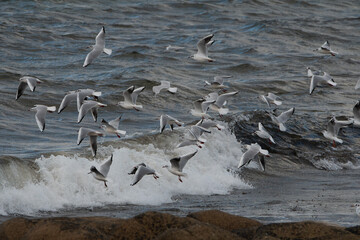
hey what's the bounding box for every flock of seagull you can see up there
[14,26,355,187]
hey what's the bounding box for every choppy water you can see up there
[1,0,360,226]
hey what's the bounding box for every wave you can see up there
[0,125,250,216]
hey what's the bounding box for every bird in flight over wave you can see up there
[77,127,104,157]
[16,76,42,100]
[101,116,126,138]
[30,105,56,132]
[88,154,113,187]
[118,86,145,111]
[314,41,338,56]
[190,34,215,62]
[238,143,269,170]
[83,26,112,67]
[322,117,353,147]
[163,150,198,182]
[128,163,159,186]
[152,81,177,96]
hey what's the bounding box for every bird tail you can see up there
[279,123,286,132]
[47,106,57,112]
[168,87,177,93]
[273,100,282,106]
[103,48,112,55]
[93,91,102,97]
[116,130,126,136]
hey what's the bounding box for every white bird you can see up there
[83,26,112,67]
[77,100,106,123]
[269,108,295,132]
[355,204,360,217]
[77,89,102,112]
[88,154,113,187]
[191,98,214,118]
[128,163,159,186]
[353,101,360,126]
[176,139,203,149]
[159,114,183,133]
[166,45,184,51]
[101,116,126,138]
[322,117,353,147]
[191,34,215,62]
[152,81,177,96]
[260,93,282,108]
[118,86,145,111]
[204,76,231,89]
[77,127,104,157]
[309,72,337,95]
[255,123,275,144]
[30,105,56,132]
[209,91,238,115]
[162,150,198,182]
[314,41,338,56]
[196,119,225,131]
[238,143,269,169]
[16,76,42,100]
[58,91,77,114]
[355,79,360,90]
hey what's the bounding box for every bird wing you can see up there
[95,27,105,47]
[108,116,122,129]
[91,108,98,122]
[159,114,168,133]
[201,100,215,113]
[321,41,330,51]
[260,95,270,107]
[193,99,204,112]
[353,101,360,122]
[58,92,77,113]
[196,34,214,56]
[128,163,147,175]
[89,135,98,157]
[131,86,145,104]
[277,108,295,123]
[238,146,259,168]
[215,91,238,107]
[35,106,47,132]
[205,92,219,102]
[123,86,134,104]
[355,79,360,90]
[213,75,231,85]
[26,77,39,92]
[16,80,28,100]
[83,47,102,67]
[77,127,90,145]
[309,75,320,94]
[170,157,181,171]
[100,154,113,177]
[78,101,97,123]
[178,150,198,171]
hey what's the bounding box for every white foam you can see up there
[0,126,250,216]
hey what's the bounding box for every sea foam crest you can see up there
[0,126,250,216]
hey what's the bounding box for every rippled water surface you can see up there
[1,0,360,226]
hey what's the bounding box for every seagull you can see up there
[16,76,42,100]
[255,123,275,144]
[209,91,238,115]
[77,127,104,157]
[101,116,126,138]
[190,34,215,62]
[204,76,231,90]
[162,150,198,182]
[260,93,282,108]
[77,100,107,123]
[30,105,56,132]
[152,81,177,96]
[88,154,113,187]
[118,86,145,111]
[166,45,184,51]
[314,41,338,56]
[322,117,353,147]
[353,100,360,126]
[128,163,159,186]
[176,139,203,149]
[160,114,184,133]
[191,98,214,118]
[77,89,102,112]
[355,204,360,217]
[269,108,295,132]
[83,26,112,67]
[196,119,225,130]
[58,91,77,114]
[238,143,269,169]
[355,79,360,90]
[309,72,336,95]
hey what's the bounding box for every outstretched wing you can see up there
[131,165,155,186]
[277,108,295,124]
[196,34,214,56]
[215,91,238,107]
[100,154,113,177]
[132,86,145,104]
[178,150,198,171]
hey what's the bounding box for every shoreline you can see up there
[1,210,359,239]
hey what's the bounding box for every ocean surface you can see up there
[1,0,360,226]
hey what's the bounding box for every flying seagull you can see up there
[118,86,145,111]
[128,163,159,186]
[101,116,126,138]
[152,81,177,96]
[191,34,215,62]
[30,105,56,132]
[269,108,295,132]
[163,150,198,182]
[83,26,112,67]
[77,127,104,157]
[314,41,338,56]
[88,154,113,187]
[255,122,275,144]
[160,114,184,133]
[238,143,269,170]
[16,76,42,100]
[322,117,353,147]
[78,100,107,123]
